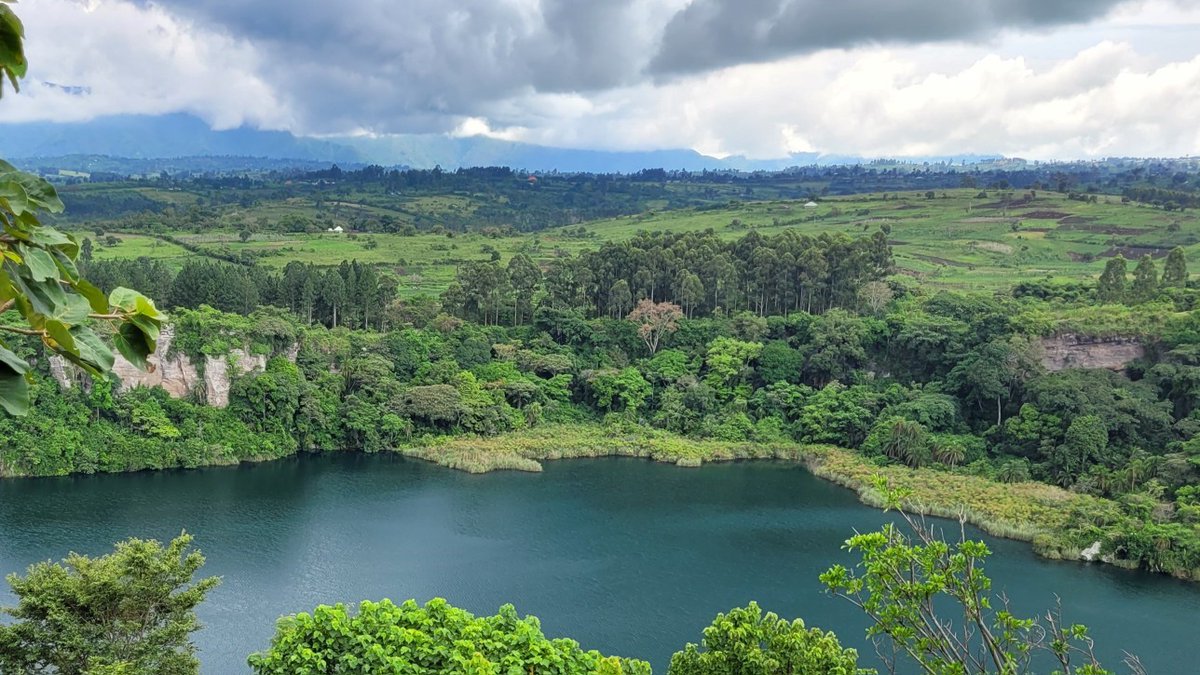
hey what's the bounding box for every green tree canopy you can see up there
[1097,255,1127,303]
[247,598,650,675]
[0,533,218,675]
[667,602,864,675]
[1130,254,1159,303]
[1162,246,1188,288]
[821,481,1123,675]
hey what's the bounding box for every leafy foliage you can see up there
[820,481,1132,675]
[0,533,218,675]
[667,602,865,675]
[247,598,651,675]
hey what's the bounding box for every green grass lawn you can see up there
[81,232,192,267]
[167,229,595,297]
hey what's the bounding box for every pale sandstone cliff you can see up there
[49,325,289,408]
[1040,334,1145,372]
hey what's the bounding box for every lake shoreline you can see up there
[401,423,1198,582]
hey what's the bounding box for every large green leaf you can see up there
[73,278,111,314]
[52,293,92,325]
[69,325,115,374]
[128,313,161,350]
[110,287,165,320]
[114,322,154,370]
[0,168,62,213]
[29,225,72,248]
[50,246,80,282]
[0,343,30,416]
[57,325,116,376]
[0,268,14,304]
[0,174,29,216]
[18,243,58,281]
[0,4,25,78]
[5,264,63,318]
[0,5,26,86]
[43,318,76,355]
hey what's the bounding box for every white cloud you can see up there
[487,40,1200,160]
[1,0,289,129]
[449,117,525,142]
[2,0,1199,161]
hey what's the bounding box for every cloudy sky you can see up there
[6,0,1200,159]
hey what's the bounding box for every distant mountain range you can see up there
[0,113,1003,173]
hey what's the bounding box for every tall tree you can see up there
[507,253,541,325]
[626,299,683,355]
[821,486,1122,675]
[1162,246,1188,288]
[1131,254,1159,303]
[608,280,633,319]
[320,270,346,327]
[1097,255,1127,303]
[677,271,705,318]
[1050,414,1108,487]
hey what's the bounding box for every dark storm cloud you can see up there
[649,0,1136,75]
[136,0,1161,133]
[142,0,659,133]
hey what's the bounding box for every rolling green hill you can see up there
[83,188,1200,296]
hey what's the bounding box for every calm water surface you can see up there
[1,455,1197,673]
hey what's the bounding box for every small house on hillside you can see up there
[327,225,345,233]
[804,201,819,209]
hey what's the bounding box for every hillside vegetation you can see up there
[72,187,1200,297]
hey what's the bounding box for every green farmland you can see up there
[77,187,1200,296]
[568,189,1200,290]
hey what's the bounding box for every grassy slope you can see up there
[564,189,1200,290]
[79,188,1200,295]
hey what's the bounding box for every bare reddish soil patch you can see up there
[1061,223,1152,236]
[912,253,971,268]
[1100,246,1171,259]
[978,197,1034,210]
[1021,210,1072,219]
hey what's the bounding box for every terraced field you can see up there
[79,188,1200,295]
[567,189,1200,289]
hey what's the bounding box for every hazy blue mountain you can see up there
[0,114,730,172]
[0,113,1003,173]
[0,114,357,162]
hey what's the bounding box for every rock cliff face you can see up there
[1040,334,1145,372]
[49,325,286,408]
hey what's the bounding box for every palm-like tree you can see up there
[996,459,1030,484]
[933,441,966,467]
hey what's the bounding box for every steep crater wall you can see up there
[1040,334,1145,372]
[49,325,294,408]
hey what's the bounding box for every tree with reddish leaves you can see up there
[627,299,683,355]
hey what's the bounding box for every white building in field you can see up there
[804,201,819,209]
[327,225,345,233]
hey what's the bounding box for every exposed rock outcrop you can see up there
[203,350,269,408]
[1040,334,1144,372]
[49,325,290,408]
